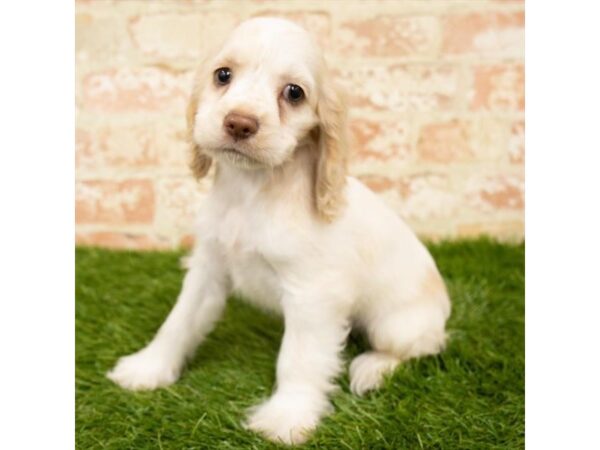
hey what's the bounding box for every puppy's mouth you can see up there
[221,147,255,159]
[218,147,264,169]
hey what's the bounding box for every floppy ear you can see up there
[187,69,212,179]
[314,74,349,222]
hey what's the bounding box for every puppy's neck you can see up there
[212,143,317,214]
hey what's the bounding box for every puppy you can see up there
[108,17,451,445]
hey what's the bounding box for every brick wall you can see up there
[75,0,524,249]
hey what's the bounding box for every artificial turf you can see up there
[76,238,524,449]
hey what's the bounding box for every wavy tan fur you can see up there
[314,72,349,221]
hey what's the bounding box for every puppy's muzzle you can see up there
[224,112,259,141]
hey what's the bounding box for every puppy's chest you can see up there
[216,207,296,313]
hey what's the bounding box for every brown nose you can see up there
[223,112,259,140]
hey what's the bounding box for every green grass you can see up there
[76,238,524,449]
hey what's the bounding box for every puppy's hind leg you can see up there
[350,274,450,396]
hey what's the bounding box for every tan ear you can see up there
[315,75,349,222]
[187,69,212,179]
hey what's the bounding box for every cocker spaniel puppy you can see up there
[108,17,451,445]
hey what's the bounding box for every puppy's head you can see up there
[188,17,348,220]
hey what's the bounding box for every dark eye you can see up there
[214,67,232,85]
[283,84,304,103]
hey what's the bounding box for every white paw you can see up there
[349,351,400,396]
[244,390,330,445]
[107,346,182,391]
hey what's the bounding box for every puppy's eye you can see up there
[283,84,304,103]
[214,67,232,86]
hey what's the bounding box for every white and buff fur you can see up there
[107,17,451,445]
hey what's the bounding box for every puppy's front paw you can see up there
[244,390,330,445]
[107,347,182,391]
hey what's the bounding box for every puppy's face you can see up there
[192,18,321,170]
